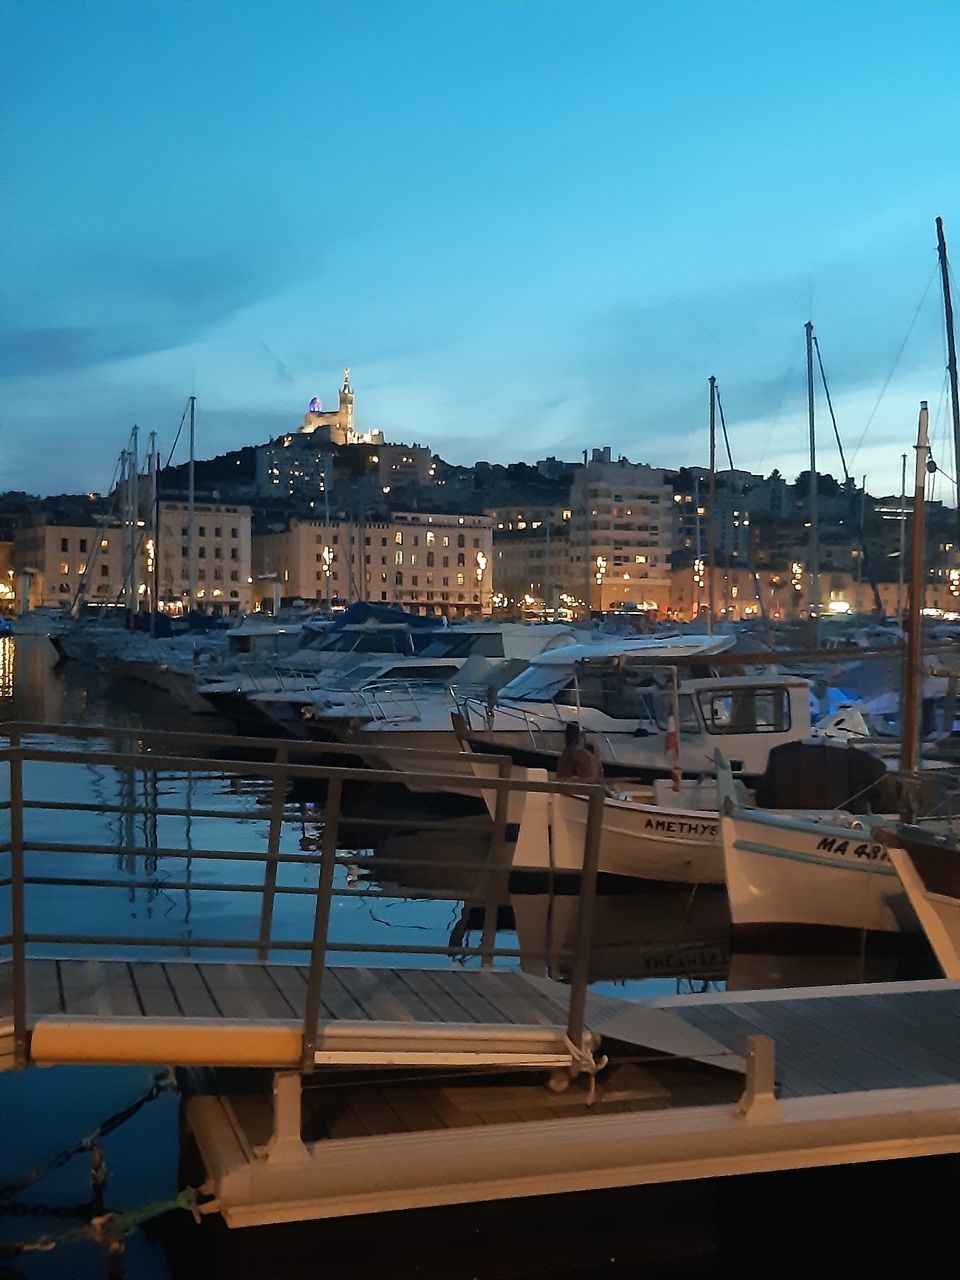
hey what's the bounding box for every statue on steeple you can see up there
[342,367,351,392]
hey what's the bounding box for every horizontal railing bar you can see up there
[23,933,533,959]
[22,841,317,863]
[20,800,491,837]
[0,801,10,811]
[22,874,504,898]
[13,746,603,797]
[0,720,513,764]
[19,842,510,876]
[22,800,269,821]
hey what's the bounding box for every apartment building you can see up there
[252,512,494,618]
[156,500,253,614]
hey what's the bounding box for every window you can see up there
[457,534,465,548]
[395,551,403,566]
[410,554,417,567]
[198,526,206,537]
[426,531,435,546]
[413,535,419,546]
[214,547,223,560]
[381,537,387,546]
[457,554,465,566]
[60,561,70,575]
[197,569,206,581]
[395,532,403,544]
[456,572,465,586]
[426,552,434,567]
[442,536,449,548]
[442,576,449,586]
[229,590,239,599]
[214,568,223,581]
[230,570,239,582]
[78,563,86,575]
[395,572,403,586]
[698,688,791,735]
[231,528,239,539]
[198,547,206,559]
[181,527,188,538]
[411,576,419,587]
[181,546,188,558]
[214,527,222,538]
[101,539,109,549]
[60,538,69,553]
[100,564,109,577]
[472,538,480,548]
[79,539,88,553]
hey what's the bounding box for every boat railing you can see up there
[0,721,605,1073]
[457,694,570,748]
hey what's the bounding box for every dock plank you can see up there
[308,967,371,1021]
[130,962,180,1017]
[424,971,512,1024]
[164,963,221,1019]
[60,961,141,1018]
[200,964,295,1021]
[26,959,63,1017]
[336,968,423,1022]
[391,969,475,1022]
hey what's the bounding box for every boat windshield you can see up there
[418,632,505,659]
[498,665,574,702]
[308,630,415,655]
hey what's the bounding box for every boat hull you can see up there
[721,808,915,935]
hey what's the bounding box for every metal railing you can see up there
[0,721,605,1073]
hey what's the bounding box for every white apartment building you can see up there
[568,450,674,612]
[252,512,494,618]
[156,500,253,614]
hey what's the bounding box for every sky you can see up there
[2,0,959,499]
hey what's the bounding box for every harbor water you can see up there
[0,636,946,1279]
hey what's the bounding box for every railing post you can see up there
[565,785,604,1052]
[480,758,512,967]
[257,746,288,961]
[300,776,342,1073]
[8,730,27,1070]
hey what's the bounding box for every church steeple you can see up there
[339,366,354,435]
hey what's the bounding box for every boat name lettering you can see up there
[815,835,886,861]
[643,816,718,839]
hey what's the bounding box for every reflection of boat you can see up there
[510,889,730,985]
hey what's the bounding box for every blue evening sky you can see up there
[3,0,959,497]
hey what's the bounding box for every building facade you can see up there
[252,512,494,618]
[156,500,253,614]
[11,521,125,611]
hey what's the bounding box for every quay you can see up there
[3,723,960,1235]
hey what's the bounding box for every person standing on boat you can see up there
[556,722,603,781]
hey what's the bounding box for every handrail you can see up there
[0,725,606,1075]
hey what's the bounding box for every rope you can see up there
[812,334,849,483]
[714,384,735,471]
[851,266,938,464]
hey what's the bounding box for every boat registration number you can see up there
[815,835,887,862]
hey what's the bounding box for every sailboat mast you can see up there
[148,430,158,633]
[935,218,960,531]
[707,375,716,634]
[901,400,930,776]
[187,396,196,616]
[897,452,907,618]
[805,322,821,618]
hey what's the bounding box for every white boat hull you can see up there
[514,791,723,884]
[720,807,915,934]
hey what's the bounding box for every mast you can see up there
[707,375,716,634]
[148,431,159,633]
[187,396,196,616]
[130,425,140,617]
[901,401,930,777]
[935,218,960,531]
[897,452,907,619]
[805,322,821,619]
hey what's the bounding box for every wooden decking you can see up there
[652,979,960,1097]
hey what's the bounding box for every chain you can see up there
[0,1069,173,1204]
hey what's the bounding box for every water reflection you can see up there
[0,635,12,698]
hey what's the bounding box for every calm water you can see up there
[0,635,940,1279]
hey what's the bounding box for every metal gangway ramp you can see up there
[0,723,609,1078]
